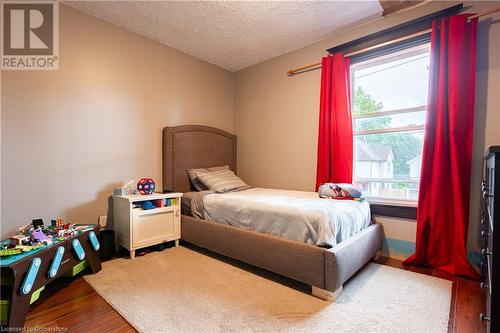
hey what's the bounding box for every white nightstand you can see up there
[113,192,183,259]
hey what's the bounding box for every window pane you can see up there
[353,50,430,113]
[354,111,426,131]
[354,131,424,200]
[352,45,429,202]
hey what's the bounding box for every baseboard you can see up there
[382,237,482,271]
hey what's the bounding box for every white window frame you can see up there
[350,43,430,206]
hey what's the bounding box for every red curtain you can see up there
[403,15,479,280]
[315,53,353,190]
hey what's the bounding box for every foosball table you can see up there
[0,225,102,329]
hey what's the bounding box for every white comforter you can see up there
[202,188,371,247]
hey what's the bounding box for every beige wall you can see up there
[234,1,500,252]
[1,5,234,238]
[471,1,500,250]
[1,2,498,254]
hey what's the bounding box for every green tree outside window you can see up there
[353,87,423,180]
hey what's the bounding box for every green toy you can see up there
[0,249,22,257]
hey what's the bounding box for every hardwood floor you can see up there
[21,256,485,333]
[24,275,135,332]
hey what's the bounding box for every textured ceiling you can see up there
[65,1,383,72]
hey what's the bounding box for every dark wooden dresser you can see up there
[481,146,500,332]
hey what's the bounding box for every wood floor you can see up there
[21,255,485,333]
[24,277,136,332]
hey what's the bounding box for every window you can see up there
[351,44,430,203]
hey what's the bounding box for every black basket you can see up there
[98,230,115,261]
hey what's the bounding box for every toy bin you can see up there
[0,299,8,325]
[63,260,88,277]
[98,230,115,261]
[0,279,11,324]
[0,286,45,324]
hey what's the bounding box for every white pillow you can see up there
[197,169,247,193]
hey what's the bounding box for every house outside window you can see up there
[351,44,430,203]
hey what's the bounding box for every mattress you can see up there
[184,188,371,248]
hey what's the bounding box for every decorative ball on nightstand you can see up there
[137,178,155,195]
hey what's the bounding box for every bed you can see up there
[183,188,372,248]
[163,125,383,301]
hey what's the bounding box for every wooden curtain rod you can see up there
[285,28,431,75]
[286,7,500,76]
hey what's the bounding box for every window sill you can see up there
[366,198,418,208]
[367,198,417,219]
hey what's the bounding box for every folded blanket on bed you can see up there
[318,183,363,200]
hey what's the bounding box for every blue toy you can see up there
[142,201,155,210]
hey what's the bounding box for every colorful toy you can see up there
[10,235,30,245]
[17,224,31,235]
[16,245,35,252]
[0,248,22,257]
[1,225,101,328]
[2,221,95,261]
[58,229,76,237]
[32,229,50,243]
[32,219,44,229]
[153,199,164,208]
[318,183,364,200]
[30,229,53,246]
[51,218,64,227]
[42,239,53,246]
[137,178,155,195]
[142,201,155,210]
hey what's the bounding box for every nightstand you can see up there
[113,192,182,259]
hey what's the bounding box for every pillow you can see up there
[318,183,363,200]
[197,169,248,193]
[187,165,229,191]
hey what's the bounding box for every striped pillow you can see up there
[197,169,248,193]
[187,165,229,191]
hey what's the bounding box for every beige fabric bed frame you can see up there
[163,125,383,301]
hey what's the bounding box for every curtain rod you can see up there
[286,7,500,76]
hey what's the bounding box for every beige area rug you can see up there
[84,246,452,333]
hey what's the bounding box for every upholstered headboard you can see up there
[162,125,237,193]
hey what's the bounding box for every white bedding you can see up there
[202,188,371,247]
